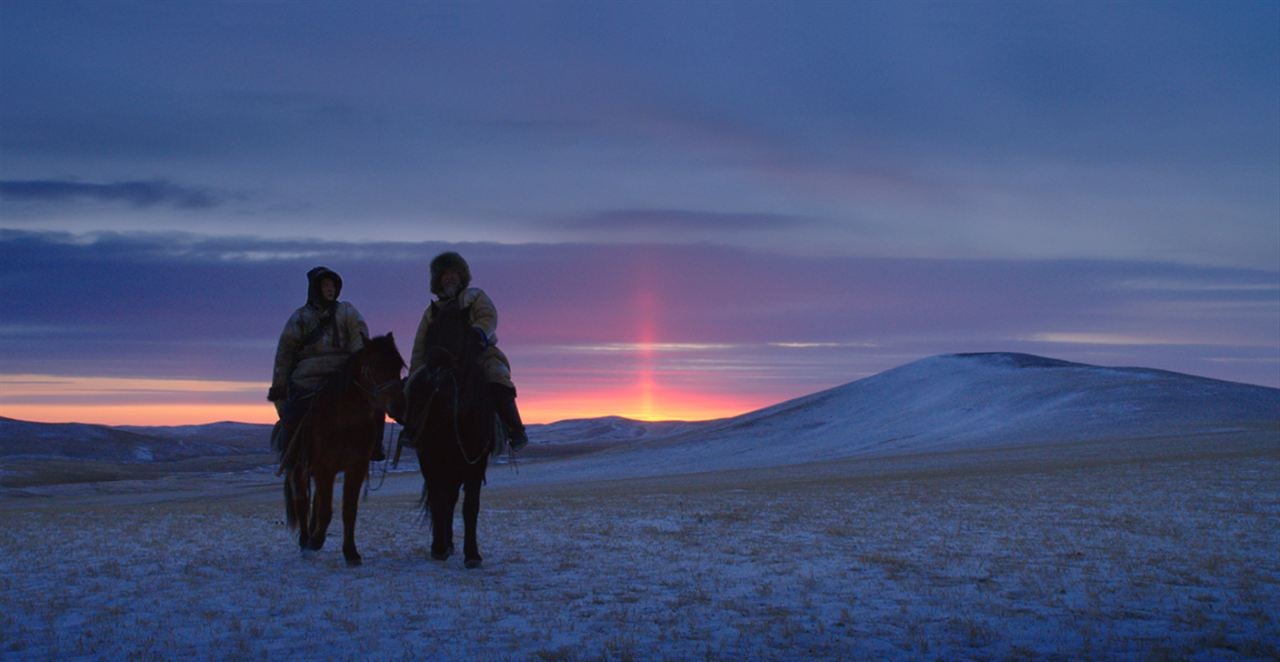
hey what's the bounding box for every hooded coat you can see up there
[410,252,514,389]
[272,266,370,395]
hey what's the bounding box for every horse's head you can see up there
[356,333,407,422]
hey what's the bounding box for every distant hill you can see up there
[527,352,1280,479]
[527,416,704,445]
[711,352,1279,452]
[0,417,266,462]
[116,422,271,451]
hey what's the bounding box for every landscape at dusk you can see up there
[2,1,1276,426]
[2,3,1278,658]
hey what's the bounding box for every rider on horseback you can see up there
[268,266,386,463]
[405,251,529,451]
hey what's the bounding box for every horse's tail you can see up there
[284,473,299,530]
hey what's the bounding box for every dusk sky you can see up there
[2,1,1277,426]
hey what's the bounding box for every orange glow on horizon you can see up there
[2,388,776,427]
[0,374,275,426]
[0,360,792,426]
[0,374,264,397]
[2,403,277,427]
[520,386,773,424]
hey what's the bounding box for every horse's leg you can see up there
[462,476,483,569]
[308,469,335,551]
[289,465,310,551]
[341,462,367,566]
[428,472,455,560]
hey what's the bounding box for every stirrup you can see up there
[508,428,529,452]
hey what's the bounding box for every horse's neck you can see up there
[427,304,470,356]
[321,354,367,408]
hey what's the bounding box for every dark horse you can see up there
[283,333,405,566]
[404,302,495,569]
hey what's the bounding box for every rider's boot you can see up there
[491,384,529,451]
[270,420,289,455]
[271,421,297,464]
[275,423,300,471]
[397,425,417,449]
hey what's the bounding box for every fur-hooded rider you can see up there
[407,251,528,451]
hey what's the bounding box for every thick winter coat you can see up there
[410,252,513,388]
[272,267,370,394]
[410,287,513,388]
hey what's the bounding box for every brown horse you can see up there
[283,333,405,566]
[405,303,495,569]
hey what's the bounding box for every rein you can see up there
[443,369,487,465]
[409,358,489,466]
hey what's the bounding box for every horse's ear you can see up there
[387,332,394,341]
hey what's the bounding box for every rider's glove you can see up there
[267,385,287,402]
[469,328,489,356]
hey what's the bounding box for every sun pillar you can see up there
[636,288,658,420]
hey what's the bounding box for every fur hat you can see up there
[306,266,343,306]
[429,251,471,296]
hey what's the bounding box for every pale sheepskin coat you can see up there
[409,287,514,388]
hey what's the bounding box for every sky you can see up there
[1,0,1277,426]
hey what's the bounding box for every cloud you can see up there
[565,209,811,232]
[1023,333,1200,347]
[0,230,1276,394]
[0,179,223,210]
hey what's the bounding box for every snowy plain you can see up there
[2,353,1278,659]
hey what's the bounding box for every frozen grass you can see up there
[1,434,1277,659]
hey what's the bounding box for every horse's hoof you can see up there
[430,549,452,561]
[301,548,317,560]
[464,558,483,569]
[345,556,363,567]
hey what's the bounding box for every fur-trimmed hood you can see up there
[306,266,343,307]
[429,252,472,296]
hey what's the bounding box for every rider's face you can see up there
[320,278,337,302]
[441,270,461,294]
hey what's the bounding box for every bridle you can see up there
[356,360,404,414]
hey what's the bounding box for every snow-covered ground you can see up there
[2,353,1278,658]
[2,431,1276,659]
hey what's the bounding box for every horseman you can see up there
[405,251,529,450]
[268,266,385,462]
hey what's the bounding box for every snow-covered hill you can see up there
[526,352,1280,480]
[0,417,262,462]
[116,422,272,451]
[527,416,704,446]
